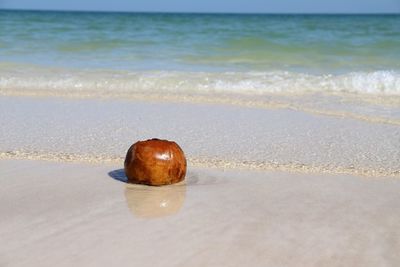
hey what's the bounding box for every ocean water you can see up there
[1,10,400,97]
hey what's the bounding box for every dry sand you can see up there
[1,159,399,267]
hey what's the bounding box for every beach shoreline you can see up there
[1,95,399,178]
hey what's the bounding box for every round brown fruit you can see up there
[124,138,187,186]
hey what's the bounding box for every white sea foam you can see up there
[1,64,400,96]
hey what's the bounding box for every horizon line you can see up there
[0,8,399,15]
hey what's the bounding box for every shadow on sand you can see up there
[108,169,128,183]
[108,169,221,186]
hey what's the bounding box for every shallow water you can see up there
[0,96,398,177]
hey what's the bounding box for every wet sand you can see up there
[1,96,399,177]
[1,159,399,267]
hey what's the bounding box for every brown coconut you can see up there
[124,138,187,186]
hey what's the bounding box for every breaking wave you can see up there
[1,64,400,97]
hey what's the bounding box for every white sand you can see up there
[1,159,400,267]
[1,94,399,266]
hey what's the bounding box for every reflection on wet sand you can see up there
[112,169,221,218]
[124,182,186,218]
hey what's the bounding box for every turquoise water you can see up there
[1,10,400,95]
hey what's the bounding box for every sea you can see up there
[1,10,400,97]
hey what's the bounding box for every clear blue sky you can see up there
[0,0,399,13]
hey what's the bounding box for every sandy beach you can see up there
[1,94,399,266]
[1,11,400,266]
[1,159,400,267]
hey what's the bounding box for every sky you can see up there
[0,0,399,13]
